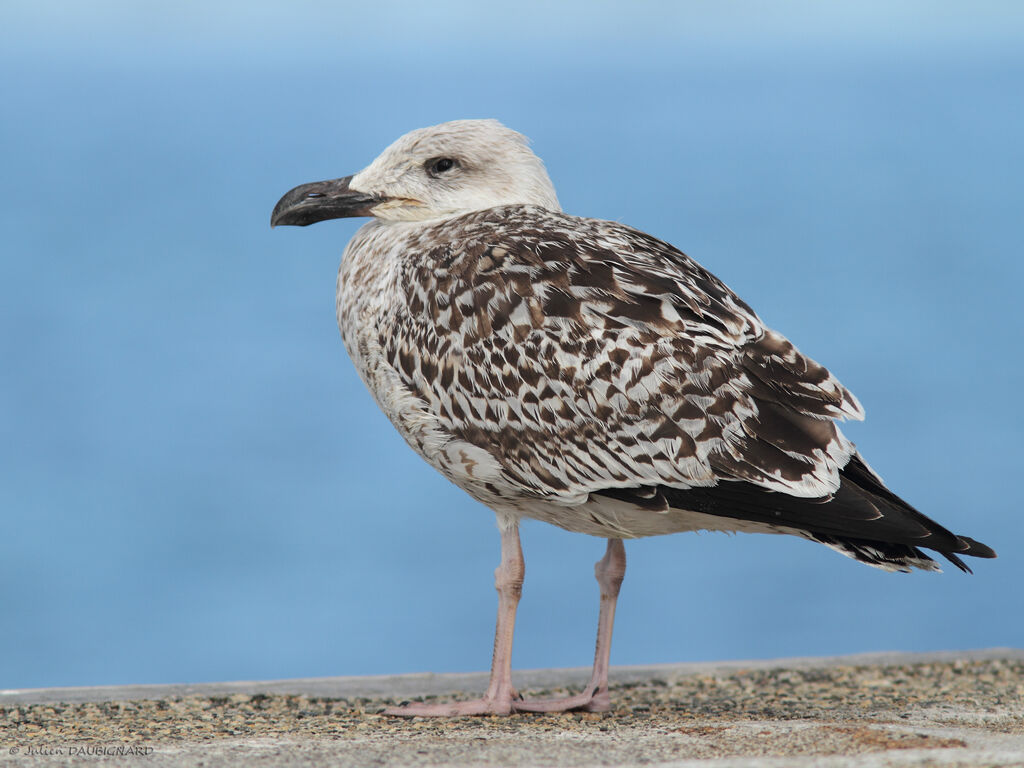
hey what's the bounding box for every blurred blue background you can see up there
[1,2,1021,690]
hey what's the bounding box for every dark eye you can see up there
[427,157,458,177]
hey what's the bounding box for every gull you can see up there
[271,119,995,716]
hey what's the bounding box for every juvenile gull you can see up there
[271,119,995,716]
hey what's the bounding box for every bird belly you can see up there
[513,493,792,540]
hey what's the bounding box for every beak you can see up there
[270,175,384,227]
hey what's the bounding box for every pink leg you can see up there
[384,522,525,716]
[515,538,626,713]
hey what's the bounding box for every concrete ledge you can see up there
[2,649,1022,767]
[5,647,1022,705]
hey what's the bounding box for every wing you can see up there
[598,454,996,572]
[385,205,863,503]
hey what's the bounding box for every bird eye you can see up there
[427,157,458,177]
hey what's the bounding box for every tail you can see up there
[604,453,997,573]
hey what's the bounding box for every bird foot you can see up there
[383,695,516,717]
[514,685,610,713]
[383,686,610,717]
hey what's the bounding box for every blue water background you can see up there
[1,2,1022,689]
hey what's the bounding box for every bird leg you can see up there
[515,538,626,713]
[384,522,525,716]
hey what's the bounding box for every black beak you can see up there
[270,175,384,227]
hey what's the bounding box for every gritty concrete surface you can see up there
[2,649,1022,767]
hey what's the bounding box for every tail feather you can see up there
[806,533,944,573]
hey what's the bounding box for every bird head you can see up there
[271,119,561,227]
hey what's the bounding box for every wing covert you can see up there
[384,205,863,502]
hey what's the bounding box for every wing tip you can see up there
[956,535,997,560]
